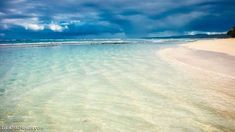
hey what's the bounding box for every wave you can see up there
[0,39,196,48]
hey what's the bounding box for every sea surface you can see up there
[0,39,234,131]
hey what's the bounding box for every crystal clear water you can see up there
[0,40,234,131]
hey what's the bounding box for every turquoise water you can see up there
[0,40,234,131]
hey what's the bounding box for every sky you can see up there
[0,0,235,39]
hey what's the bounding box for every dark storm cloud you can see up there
[0,0,235,38]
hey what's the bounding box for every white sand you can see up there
[158,39,235,128]
[183,39,235,56]
[159,39,235,78]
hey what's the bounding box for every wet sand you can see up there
[159,39,235,130]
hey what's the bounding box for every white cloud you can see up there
[0,12,6,16]
[186,31,226,35]
[24,23,44,31]
[48,23,64,32]
[1,18,45,31]
[1,18,68,32]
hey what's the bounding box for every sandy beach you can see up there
[183,39,235,56]
[159,39,235,129]
[159,39,235,78]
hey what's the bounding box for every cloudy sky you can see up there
[0,0,235,39]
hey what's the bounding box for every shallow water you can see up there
[0,40,234,131]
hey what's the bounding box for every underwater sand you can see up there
[0,39,235,131]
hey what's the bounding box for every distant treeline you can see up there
[227,27,235,37]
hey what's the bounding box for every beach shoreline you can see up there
[159,38,235,78]
[158,38,235,127]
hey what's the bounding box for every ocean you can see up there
[0,39,234,131]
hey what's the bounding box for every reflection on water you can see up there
[0,41,234,131]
